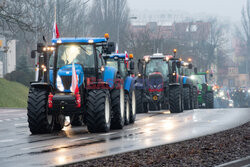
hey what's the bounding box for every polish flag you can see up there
[115,43,119,53]
[125,51,129,68]
[53,22,60,39]
[71,63,79,95]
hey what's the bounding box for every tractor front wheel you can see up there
[27,87,54,134]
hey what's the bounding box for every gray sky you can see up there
[128,0,246,22]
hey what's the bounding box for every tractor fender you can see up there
[182,76,188,84]
[103,66,117,88]
[124,76,137,93]
[30,82,53,92]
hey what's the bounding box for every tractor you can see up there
[103,53,137,125]
[191,71,214,108]
[27,34,131,134]
[135,53,184,113]
[179,60,198,109]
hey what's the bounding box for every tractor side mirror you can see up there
[176,61,181,68]
[107,42,115,54]
[188,63,193,69]
[37,43,45,53]
[130,61,135,70]
[31,50,36,59]
[194,67,198,74]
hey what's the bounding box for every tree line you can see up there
[0,0,249,86]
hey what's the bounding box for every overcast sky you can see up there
[128,0,246,22]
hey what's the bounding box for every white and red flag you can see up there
[53,22,60,39]
[125,51,129,68]
[71,63,79,95]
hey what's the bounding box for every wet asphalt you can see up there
[0,108,249,167]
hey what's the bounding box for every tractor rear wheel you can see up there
[183,87,191,110]
[193,87,198,109]
[205,92,214,108]
[129,90,137,123]
[86,90,111,133]
[54,114,65,131]
[169,86,182,113]
[70,114,83,126]
[136,89,148,113]
[124,94,130,125]
[110,86,125,129]
[27,87,54,134]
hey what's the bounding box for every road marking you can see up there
[21,117,26,119]
[0,139,14,143]
[14,118,20,120]
[4,119,11,121]
[125,127,140,131]
[15,123,28,127]
[99,132,118,136]
[145,123,155,127]
[0,120,2,122]
[70,137,92,142]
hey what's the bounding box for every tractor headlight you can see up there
[248,89,250,93]
[57,75,64,91]
[219,91,224,97]
[190,75,195,80]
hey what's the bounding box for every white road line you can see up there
[4,119,11,121]
[70,137,92,142]
[15,123,28,127]
[145,123,155,127]
[125,127,140,131]
[99,132,118,136]
[21,117,26,119]
[0,120,2,123]
[0,139,14,143]
[13,118,19,120]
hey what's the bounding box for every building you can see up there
[0,37,16,78]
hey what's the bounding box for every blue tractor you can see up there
[27,34,126,134]
[103,53,137,126]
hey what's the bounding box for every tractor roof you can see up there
[109,53,126,59]
[52,38,107,44]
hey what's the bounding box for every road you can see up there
[0,108,249,167]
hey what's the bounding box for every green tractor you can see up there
[191,71,214,108]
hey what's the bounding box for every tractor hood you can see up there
[56,64,84,93]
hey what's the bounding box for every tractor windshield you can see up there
[57,44,95,68]
[193,75,206,84]
[145,58,168,79]
[106,59,127,78]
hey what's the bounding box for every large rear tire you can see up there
[27,87,54,134]
[169,86,182,113]
[183,87,191,110]
[86,90,111,133]
[129,90,136,123]
[70,114,83,126]
[54,114,65,131]
[193,86,198,109]
[110,87,125,129]
[124,94,130,125]
[135,89,148,113]
[205,92,214,108]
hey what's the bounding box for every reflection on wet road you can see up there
[0,108,249,166]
